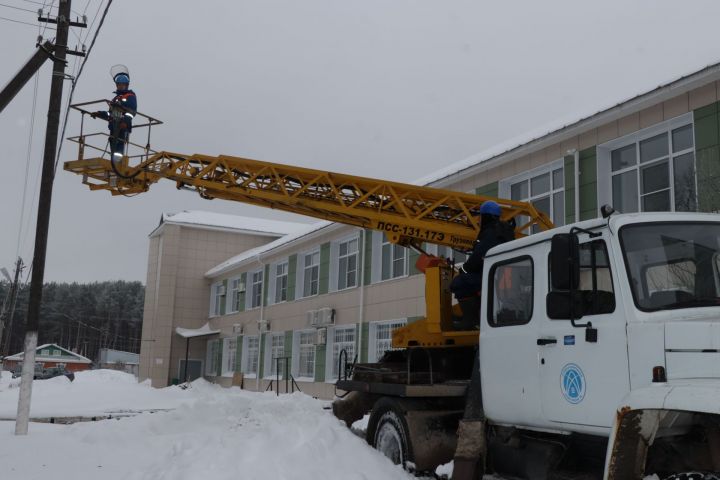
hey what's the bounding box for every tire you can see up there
[368,398,415,470]
[662,473,720,480]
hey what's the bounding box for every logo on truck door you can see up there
[560,363,586,404]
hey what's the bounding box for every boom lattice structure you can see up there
[65,153,553,250]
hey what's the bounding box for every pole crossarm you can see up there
[64,150,554,249]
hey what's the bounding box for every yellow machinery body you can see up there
[63,105,553,349]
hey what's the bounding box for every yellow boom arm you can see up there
[64,152,552,249]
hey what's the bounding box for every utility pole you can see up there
[0,258,25,357]
[15,0,78,436]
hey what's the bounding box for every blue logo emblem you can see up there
[560,363,586,404]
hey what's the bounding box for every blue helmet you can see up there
[114,73,130,84]
[479,200,501,217]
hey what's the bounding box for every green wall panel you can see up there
[563,154,576,225]
[235,335,243,372]
[314,344,326,382]
[258,333,266,378]
[360,323,369,363]
[409,247,421,276]
[578,147,597,221]
[475,181,499,198]
[263,264,270,307]
[284,330,293,379]
[237,272,247,312]
[363,229,373,286]
[220,279,228,316]
[287,254,297,301]
[319,242,330,294]
[694,101,720,212]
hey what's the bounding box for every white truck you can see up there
[334,210,720,480]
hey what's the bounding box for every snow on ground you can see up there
[0,370,413,480]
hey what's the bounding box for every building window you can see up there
[610,124,696,213]
[508,163,564,231]
[302,251,320,297]
[430,244,467,265]
[221,337,237,377]
[369,319,407,362]
[250,270,263,309]
[297,331,315,379]
[210,282,224,316]
[205,339,219,376]
[41,349,49,356]
[228,277,243,313]
[243,336,259,376]
[266,333,285,377]
[381,234,407,280]
[488,256,534,327]
[274,262,288,303]
[330,325,355,380]
[337,238,359,290]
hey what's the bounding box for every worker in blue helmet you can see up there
[450,200,515,329]
[92,71,137,162]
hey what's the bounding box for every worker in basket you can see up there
[92,67,137,163]
[450,200,514,329]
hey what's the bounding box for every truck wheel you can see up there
[663,473,720,480]
[369,398,414,469]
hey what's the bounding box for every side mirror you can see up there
[550,233,579,290]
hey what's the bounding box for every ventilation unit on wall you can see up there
[232,323,242,334]
[238,282,246,293]
[258,320,270,333]
[306,307,336,327]
[217,285,226,296]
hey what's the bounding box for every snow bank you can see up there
[0,369,192,419]
[0,371,413,480]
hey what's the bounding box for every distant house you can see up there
[97,348,140,376]
[3,344,92,372]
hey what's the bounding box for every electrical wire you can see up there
[0,14,52,28]
[0,2,37,13]
[55,0,113,172]
[15,72,41,260]
[20,0,81,16]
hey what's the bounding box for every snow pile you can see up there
[0,370,413,480]
[0,369,193,419]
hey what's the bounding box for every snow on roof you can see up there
[158,210,309,236]
[206,221,334,278]
[5,343,92,364]
[175,322,221,338]
[414,60,720,187]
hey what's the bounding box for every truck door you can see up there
[480,252,545,427]
[538,237,630,429]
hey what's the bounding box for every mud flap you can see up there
[452,419,486,480]
[332,391,376,428]
[405,409,463,472]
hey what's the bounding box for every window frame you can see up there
[336,237,360,291]
[293,329,316,380]
[248,269,264,310]
[368,318,407,362]
[597,113,697,215]
[273,260,289,304]
[227,277,243,313]
[221,337,237,377]
[209,281,224,317]
[242,335,259,377]
[264,332,286,379]
[301,250,321,298]
[380,233,408,281]
[499,158,565,230]
[327,324,356,382]
[486,255,535,328]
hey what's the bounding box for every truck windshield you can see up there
[620,222,720,312]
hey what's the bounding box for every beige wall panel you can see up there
[639,104,664,129]
[689,83,717,110]
[561,137,579,155]
[578,129,598,150]
[663,93,689,120]
[597,121,619,144]
[618,113,640,136]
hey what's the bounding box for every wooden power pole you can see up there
[15,0,73,435]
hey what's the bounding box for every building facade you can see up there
[141,63,720,396]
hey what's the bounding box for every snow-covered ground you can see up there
[0,370,413,480]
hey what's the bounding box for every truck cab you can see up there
[480,212,720,478]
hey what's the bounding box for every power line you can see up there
[16,71,41,259]
[0,2,37,13]
[0,14,52,28]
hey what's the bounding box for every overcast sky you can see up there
[1,0,720,283]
